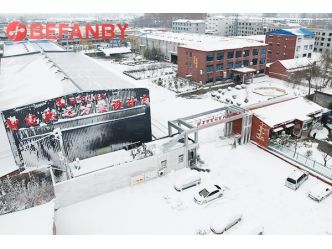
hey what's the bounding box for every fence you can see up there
[269,140,332,180]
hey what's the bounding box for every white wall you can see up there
[53,145,191,208]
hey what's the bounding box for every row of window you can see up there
[315,37,332,41]
[315,32,332,36]
[314,42,331,47]
[205,58,265,72]
[206,48,265,61]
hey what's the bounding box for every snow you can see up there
[138,31,267,52]
[232,67,256,73]
[310,127,329,140]
[278,57,317,70]
[3,41,39,57]
[55,136,332,234]
[0,201,54,234]
[0,53,78,111]
[252,97,324,127]
[45,52,136,91]
[99,47,131,56]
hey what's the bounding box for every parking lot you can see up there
[55,132,332,234]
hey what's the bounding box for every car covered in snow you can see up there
[285,169,309,190]
[194,185,225,204]
[174,170,201,191]
[308,183,332,202]
[210,213,243,234]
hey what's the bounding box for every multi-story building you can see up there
[134,31,265,63]
[265,28,315,62]
[172,19,205,34]
[177,38,267,84]
[312,28,332,53]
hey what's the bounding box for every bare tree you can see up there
[319,50,332,89]
[321,152,331,167]
[288,61,321,96]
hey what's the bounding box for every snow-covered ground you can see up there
[0,201,54,234]
[55,132,332,234]
[208,76,309,107]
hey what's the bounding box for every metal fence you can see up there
[269,140,332,180]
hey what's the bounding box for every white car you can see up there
[174,171,201,191]
[308,183,332,202]
[210,213,243,234]
[194,185,225,204]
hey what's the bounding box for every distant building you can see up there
[265,28,315,63]
[312,28,332,53]
[177,37,267,84]
[172,19,205,34]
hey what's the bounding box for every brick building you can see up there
[177,38,267,84]
[267,57,317,81]
[266,28,315,63]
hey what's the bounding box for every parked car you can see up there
[285,169,309,190]
[308,183,332,202]
[210,213,243,234]
[194,185,225,204]
[174,171,201,191]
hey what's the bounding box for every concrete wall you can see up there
[313,91,332,108]
[53,144,191,209]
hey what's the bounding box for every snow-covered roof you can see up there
[252,97,325,127]
[3,40,64,57]
[179,37,266,52]
[232,67,257,73]
[45,52,136,91]
[0,53,78,111]
[0,201,54,234]
[173,19,205,24]
[276,53,320,70]
[99,47,131,56]
[138,31,267,51]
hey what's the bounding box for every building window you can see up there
[227,62,234,69]
[243,60,249,67]
[328,43,331,47]
[216,64,224,71]
[303,53,307,57]
[206,65,214,72]
[309,45,313,49]
[253,49,259,56]
[235,61,241,68]
[236,51,242,58]
[259,58,265,64]
[216,76,223,81]
[260,48,266,55]
[252,58,258,65]
[178,154,184,163]
[227,51,234,59]
[298,37,302,42]
[207,77,214,83]
[217,52,224,60]
[206,53,214,61]
[243,50,250,57]
[308,53,312,58]
[185,61,192,68]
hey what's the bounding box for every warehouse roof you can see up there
[45,52,135,91]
